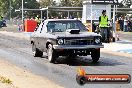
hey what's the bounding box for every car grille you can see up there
[65,39,94,45]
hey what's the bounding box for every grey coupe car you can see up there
[30,19,104,63]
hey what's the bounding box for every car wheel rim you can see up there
[47,44,53,61]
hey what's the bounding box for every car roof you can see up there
[44,19,80,22]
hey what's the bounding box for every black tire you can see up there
[91,49,100,63]
[113,37,116,42]
[32,43,43,57]
[47,44,58,63]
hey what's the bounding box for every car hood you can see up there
[52,32,101,38]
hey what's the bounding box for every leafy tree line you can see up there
[39,0,83,18]
[0,0,83,19]
[0,0,40,19]
[0,0,131,19]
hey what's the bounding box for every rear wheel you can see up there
[32,43,43,57]
[91,49,100,63]
[47,44,58,63]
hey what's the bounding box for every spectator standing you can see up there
[124,17,128,32]
[35,15,41,26]
[99,10,109,43]
[118,16,124,31]
[128,18,132,32]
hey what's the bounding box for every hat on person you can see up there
[102,10,106,13]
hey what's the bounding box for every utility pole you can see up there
[22,0,24,24]
[9,0,11,21]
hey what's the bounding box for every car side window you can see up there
[47,22,55,32]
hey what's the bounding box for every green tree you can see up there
[60,0,71,6]
[13,0,40,18]
[39,0,57,8]
[59,0,82,18]
[60,0,82,7]
[39,0,58,18]
[0,0,10,15]
[0,0,40,18]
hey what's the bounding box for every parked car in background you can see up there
[30,19,104,63]
[1,19,7,27]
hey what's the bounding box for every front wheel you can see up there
[47,44,58,63]
[91,49,100,63]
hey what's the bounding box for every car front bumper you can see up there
[53,45,104,50]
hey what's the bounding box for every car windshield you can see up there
[47,20,87,32]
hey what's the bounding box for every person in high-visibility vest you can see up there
[35,15,41,26]
[99,10,109,43]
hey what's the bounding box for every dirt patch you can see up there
[0,59,63,88]
[0,31,30,40]
[0,25,18,32]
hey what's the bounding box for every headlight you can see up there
[95,38,100,44]
[58,39,64,45]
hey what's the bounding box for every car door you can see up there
[33,23,44,49]
[38,22,48,52]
